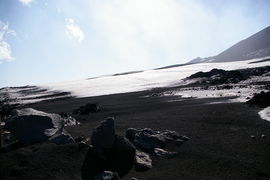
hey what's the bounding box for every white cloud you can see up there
[86,0,266,67]
[87,0,218,67]
[0,21,16,64]
[65,18,85,43]
[18,0,34,6]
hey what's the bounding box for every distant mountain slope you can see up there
[189,26,270,63]
[215,26,270,62]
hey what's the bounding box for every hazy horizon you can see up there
[1,0,270,88]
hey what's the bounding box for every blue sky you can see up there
[0,0,270,87]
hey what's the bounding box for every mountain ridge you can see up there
[188,26,270,64]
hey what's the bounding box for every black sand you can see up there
[1,88,270,180]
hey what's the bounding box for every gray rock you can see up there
[128,128,189,152]
[48,129,75,144]
[134,150,152,172]
[4,108,65,145]
[154,148,178,158]
[134,132,166,152]
[63,116,80,126]
[94,171,120,180]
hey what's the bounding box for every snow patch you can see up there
[259,107,270,122]
[1,57,270,104]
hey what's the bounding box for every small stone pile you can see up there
[82,118,190,179]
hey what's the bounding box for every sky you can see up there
[0,0,270,87]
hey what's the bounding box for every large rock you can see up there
[82,118,136,180]
[82,136,136,180]
[4,108,65,145]
[106,135,136,177]
[91,117,115,149]
[126,128,189,152]
[81,146,106,180]
[134,150,152,172]
[247,91,270,108]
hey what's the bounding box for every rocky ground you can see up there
[0,67,270,180]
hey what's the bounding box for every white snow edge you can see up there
[259,106,270,122]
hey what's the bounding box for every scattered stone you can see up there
[126,128,189,152]
[261,134,267,139]
[134,150,152,172]
[48,129,75,145]
[175,139,184,146]
[73,103,100,115]
[154,148,178,158]
[131,178,139,180]
[60,113,80,126]
[246,91,270,108]
[94,171,120,180]
[4,108,65,145]
[250,135,256,139]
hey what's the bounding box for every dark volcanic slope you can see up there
[214,26,270,62]
[188,26,270,64]
[8,89,267,180]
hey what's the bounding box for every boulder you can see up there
[82,136,135,179]
[246,91,270,108]
[105,135,136,177]
[82,118,136,180]
[94,171,120,180]
[73,103,100,115]
[91,117,115,149]
[134,150,152,172]
[81,146,106,180]
[4,108,65,145]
